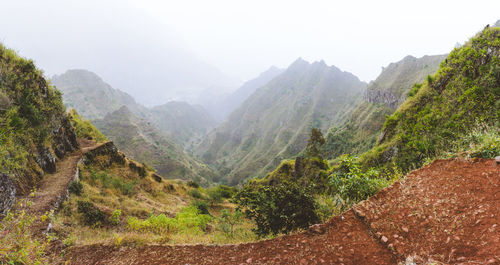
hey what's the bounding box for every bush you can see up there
[188,188,203,199]
[127,206,212,235]
[233,180,319,237]
[328,154,391,204]
[217,209,243,237]
[109,209,122,226]
[77,200,105,226]
[68,180,83,195]
[187,180,200,188]
[190,200,210,215]
[207,188,223,205]
[0,209,50,264]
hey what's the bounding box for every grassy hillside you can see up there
[323,54,446,159]
[196,58,366,185]
[0,44,78,195]
[361,26,500,172]
[51,144,256,248]
[93,106,218,185]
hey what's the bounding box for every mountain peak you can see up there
[288,57,310,69]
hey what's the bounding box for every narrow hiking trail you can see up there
[64,158,500,265]
[14,139,102,232]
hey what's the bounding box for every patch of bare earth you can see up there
[62,158,499,265]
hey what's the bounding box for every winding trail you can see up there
[14,139,101,232]
[63,158,500,265]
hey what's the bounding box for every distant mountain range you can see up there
[196,58,366,185]
[52,69,214,147]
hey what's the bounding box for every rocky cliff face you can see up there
[364,89,401,109]
[0,173,15,218]
[363,55,446,109]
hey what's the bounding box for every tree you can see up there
[306,127,325,158]
[233,181,319,237]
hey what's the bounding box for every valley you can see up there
[0,10,499,265]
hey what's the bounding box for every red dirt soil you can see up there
[63,158,500,265]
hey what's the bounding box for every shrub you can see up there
[187,180,200,188]
[68,180,83,195]
[207,188,223,205]
[328,154,391,204]
[109,209,122,226]
[77,200,105,226]
[127,206,212,235]
[233,180,319,237]
[217,209,243,237]
[0,209,50,264]
[190,200,210,215]
[188,188,203,199]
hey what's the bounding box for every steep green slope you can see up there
[0,44,79,196]
[93,106,217,184]
[150,101,215,149]
[323,54,446,159]
[196,59,366,185]
[361,27,500,172]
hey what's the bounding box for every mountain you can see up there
[0,1,239,106]
[150,101,216,148]
[197,66,284,122]
[93,106,217,184]
[53,69,215,146]
[322,54,447,159]
[52,69,149,120]
[196,58,366,185]
[360,26,500,172]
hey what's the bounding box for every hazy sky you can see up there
[1,0,499,86]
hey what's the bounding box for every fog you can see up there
[0,0,498,106]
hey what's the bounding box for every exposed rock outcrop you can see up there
[0,173,16,218]
[363,89,401,109]
[82,141,126,167]
[52,117,79,159]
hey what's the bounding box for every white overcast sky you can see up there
[1,0,499,83]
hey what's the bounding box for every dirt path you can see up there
[14,139,101,231]
[64,158,500,265]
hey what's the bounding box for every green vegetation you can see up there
[233,181,319,237]
[0,207,50,264]
[0,43,76,193]
[361,27,500,172]
[322,54,446,161]
[216,209,243,238]
[68,109,107,142]
[93,106,218,185]
[77,200,106,226]
[329,155,392,205]
[69,180,83,195]
[305,128,326,158]
[196,58,366,185]
[127,206,212,235]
